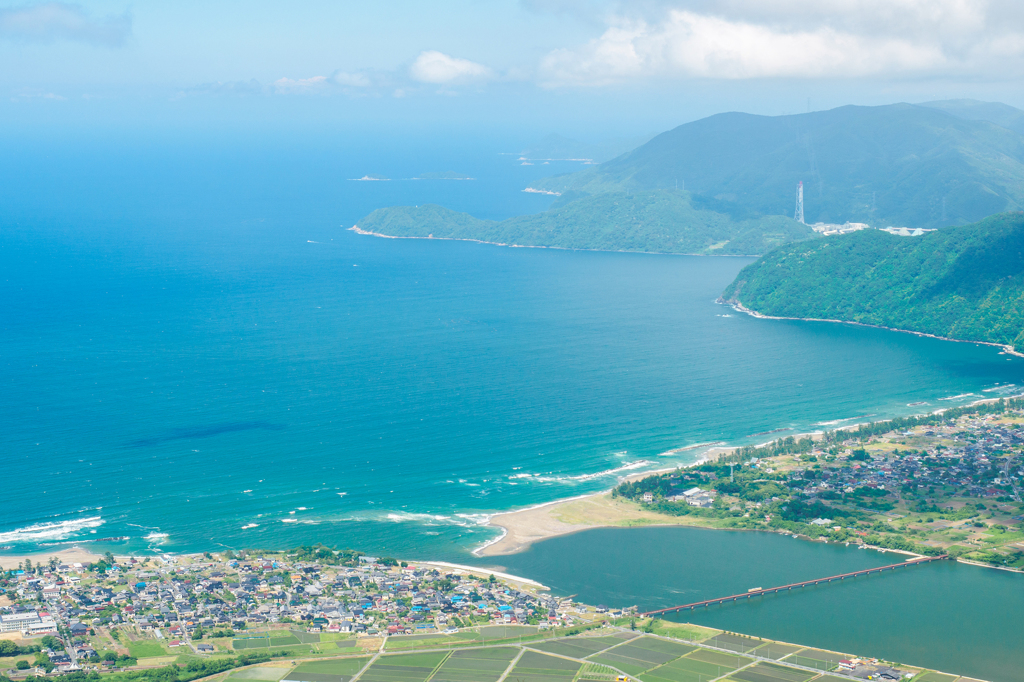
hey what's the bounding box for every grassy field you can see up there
[225,666,292,682]
[127,640,168,658]
[281,657,371,682]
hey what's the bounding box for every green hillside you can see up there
[355,189,815,255]
[720,212,1024,350]
[532,103,1024,229]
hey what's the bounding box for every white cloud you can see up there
[409,50,493,84]
[539,0,1024,85]
[333,71,372,88]
[11,88,66,101]
[177,79,263,98]
[0,2,131,46]
[273,75,329,94]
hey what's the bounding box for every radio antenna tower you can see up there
[795,181,805,224]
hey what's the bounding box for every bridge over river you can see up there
[641,553,950,617]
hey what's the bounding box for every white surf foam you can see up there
[0,516,104,544]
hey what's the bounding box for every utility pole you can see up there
[795,182,805,224]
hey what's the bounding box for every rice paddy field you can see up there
[201,623,982,682]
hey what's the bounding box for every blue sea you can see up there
[3,130,1023,560]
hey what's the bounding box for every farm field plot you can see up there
[628,637,698,658]
[728,662,817,682]
[751,643,802,661]
[429,647,519,682]
[506,650,582,682]
[479,625,537,640]
[358,652,449,682]
[781,649,846,672]
[589,642,675,676]
[590,638,694,677]
[638,652,735,682]
[226,665,292,681]
[686,649,746,669]
[529,636,627,658]
[702,633,765,653]
[282,657,370,682]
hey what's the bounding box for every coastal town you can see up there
[0,549,605,671]
[613,399,1024,569]
[0,549,976,682]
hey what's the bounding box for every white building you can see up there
[0,612,58,635]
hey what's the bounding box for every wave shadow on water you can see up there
[125,421,285,447]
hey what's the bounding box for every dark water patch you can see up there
[126,421,285,447]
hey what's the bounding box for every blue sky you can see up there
[3,0,1024,138]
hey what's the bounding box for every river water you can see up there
[495,526,1024,682]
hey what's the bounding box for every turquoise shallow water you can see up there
[2,134,1024,560]
[495,527,1024,682]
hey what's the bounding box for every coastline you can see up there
[0,547,102,570]
[723,299,1024,359]
[347,226,760,258]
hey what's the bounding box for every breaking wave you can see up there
[0,516,104,544]
[505,460,654,484]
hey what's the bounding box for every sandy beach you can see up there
[0,547,102,571]
[476,490,717,556]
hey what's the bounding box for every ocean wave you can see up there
[0,516,104,544]
[371,511,492,528]
[507,460,654,483]
[240,523,258,530]
[144,532,169,541]
[814,414,874,426]
[939,393,976,401]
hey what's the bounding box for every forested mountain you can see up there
[355,190,814,256]
[919,99,1024,136]
[532,103,1024,230]
[356,102,1024,254]
[720,212,1024,351]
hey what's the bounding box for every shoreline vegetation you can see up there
[720,212,1024,354]
[722,299,1024,359]
[478,398,1024,570]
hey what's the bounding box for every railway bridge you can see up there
[641,554,949,617]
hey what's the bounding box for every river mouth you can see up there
[487,525,1023,682]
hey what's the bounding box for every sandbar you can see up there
[476,491,719,556]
